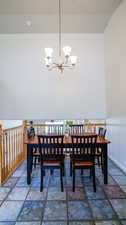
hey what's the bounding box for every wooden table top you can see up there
[24,133,110,145]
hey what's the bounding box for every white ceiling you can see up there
[0,0,122,33]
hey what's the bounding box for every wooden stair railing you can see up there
[0,125,25,185]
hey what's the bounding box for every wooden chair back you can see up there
[47,125,64,134]
[98,127,106,138]
[69,125,84,134]
[71,135,97,162]
[38,135,64,160]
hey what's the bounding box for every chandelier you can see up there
[43,0,78,73]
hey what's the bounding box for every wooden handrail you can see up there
[3,125,23,132]
[24,123,106,127]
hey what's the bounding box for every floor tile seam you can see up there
[12,170,25,177]
[66,182,69,225]
[110,158,126,176]
[107,174,122,187]
[119,186,126,196]
[1,200,27,202]
[41,174,52,225]
[89,188,122,220]
[0,186,15,203]
[113,175,126,178]
[22,185,31,202]
[111,177,126,187]
[12,176,21,188]
[42,219,68,222]
[105,197,126,200]
[0,220,16,223]
[88,194,117,220]
[109,172,126,176]
[83,195,94,220]
[106,197,121,220]
[93,218,123,222]
[6,186,31,201]
[15,195,28,223]
[6,198,125,202]
[99,182,116,200]
[16,200,45,223]
[83,180,93,200]
[67,218,122,222]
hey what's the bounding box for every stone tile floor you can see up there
[0,157,126,224]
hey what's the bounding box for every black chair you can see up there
[48,125,64,134]
[69,125,84,134]
[70,135,97,192]
[26,122,39,168]
[33,125,64,168]
[96,127,107,168]
[38,135,65,192]
[27,121,35,138]
[98,127,106,138]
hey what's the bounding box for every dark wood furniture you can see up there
[38,135,65,192]
[71,135,97,192]
[47,125,64,134]
[98,127,106,138]
[25,133,110,187]
[96,127,107,168]
[32,125,64,168]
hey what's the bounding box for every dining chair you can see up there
[98,127,106,138]
[48,125,64,134]
[69,125,84,134]
[96,127,107,168]
[32,125,64,168]
[38,135,65,192]
[70,135,97,192]
[26,123,39,169]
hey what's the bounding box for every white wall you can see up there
[105,1,126,172]
[104,0,126,118]
[0,33,106,119]
[0,120,23,129]
[107,118,126,173]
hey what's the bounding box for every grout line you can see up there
[1,159,126,224]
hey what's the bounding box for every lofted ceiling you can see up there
[0,0,122,33]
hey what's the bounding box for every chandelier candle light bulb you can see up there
[70,56,77,65]
[45,48,53,58]
[63,46,72,57]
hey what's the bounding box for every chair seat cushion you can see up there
[43,161,61,166]
[75,161,93,166]
[33,152,40,156]
[95,152,102,156]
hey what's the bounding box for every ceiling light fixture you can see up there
[42,0,78,73]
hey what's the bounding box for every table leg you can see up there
[103,143,108,184]
[27,144,32,185]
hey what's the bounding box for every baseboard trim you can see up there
[109,155,126,174]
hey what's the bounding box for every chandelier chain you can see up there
[59,0,62,57]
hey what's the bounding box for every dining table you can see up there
[24,132,111,185]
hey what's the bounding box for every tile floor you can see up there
[0,157,126,225]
